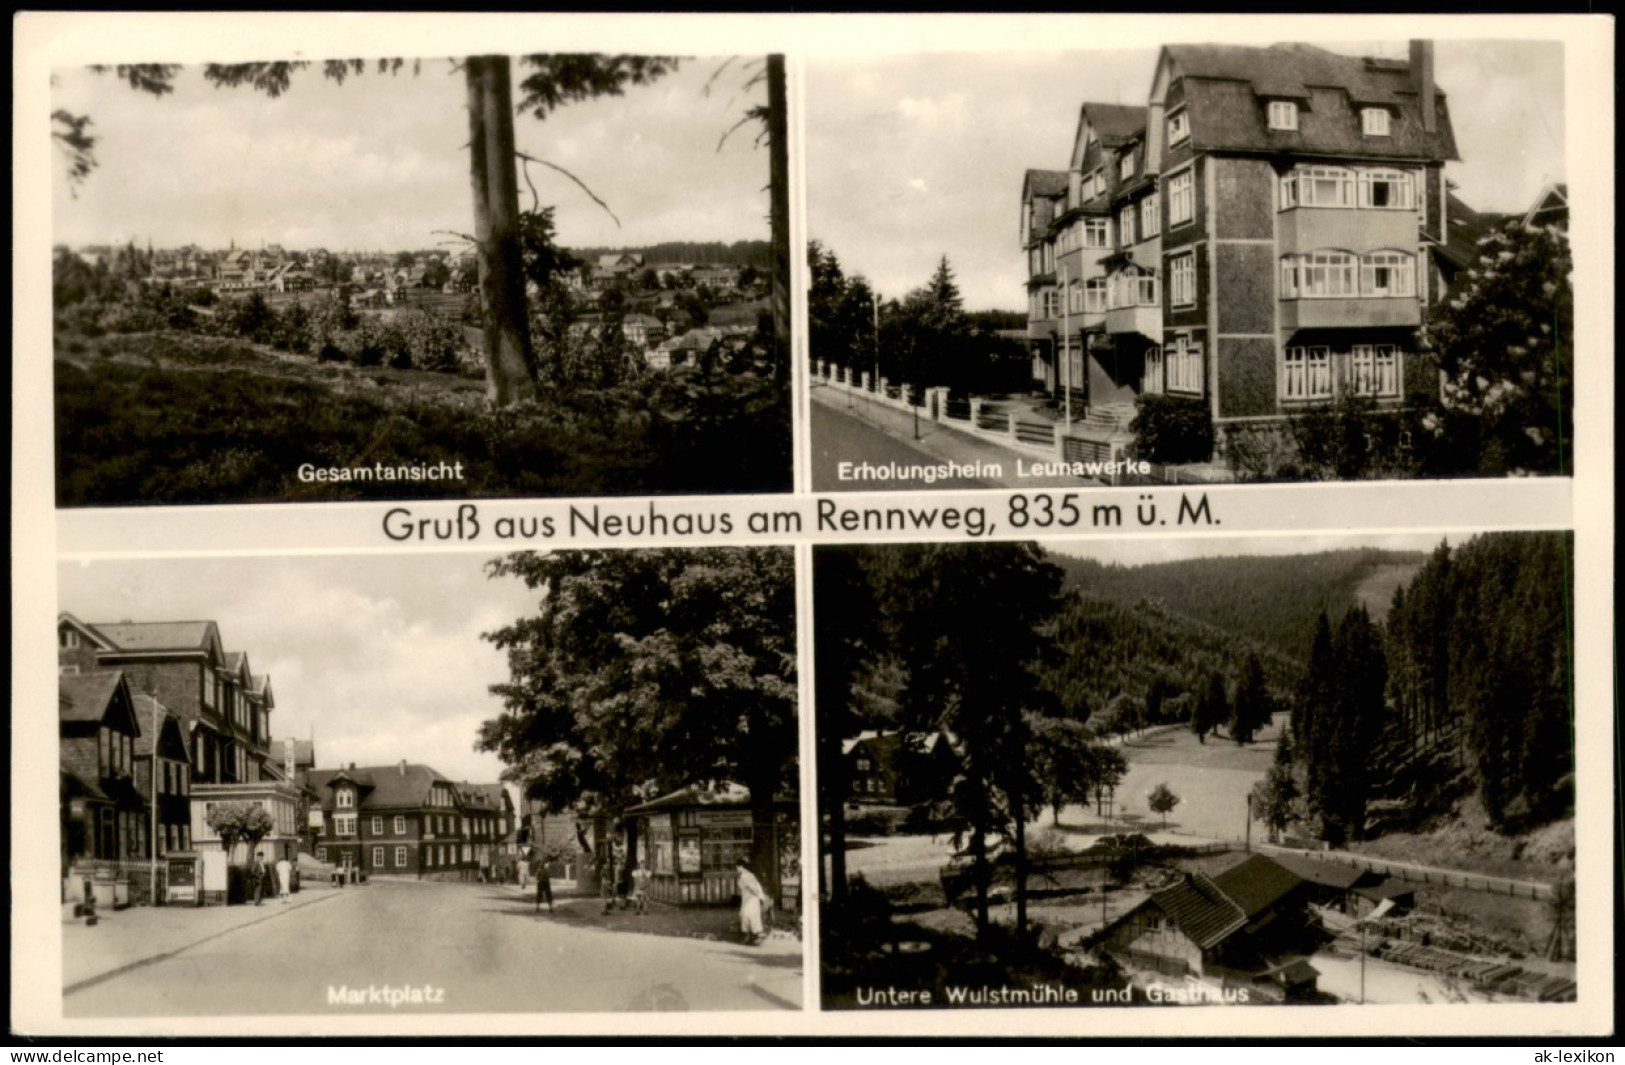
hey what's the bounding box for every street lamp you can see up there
[148,689,160,906]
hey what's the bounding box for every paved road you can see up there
[65,880,802,1017]
[809,395,998,493]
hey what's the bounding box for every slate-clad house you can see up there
[1024,41,1458,459]
[132,694,194,859]
[59,671,147,868]
[307,762,504,881]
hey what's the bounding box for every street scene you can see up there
[806,39,1570,486]
[816,533,1577,1008]
[56,549,803,1016]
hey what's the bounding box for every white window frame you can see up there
[1118,205,1137,247]
[394,815,406,834]
[1361,108,1391,136]
[1280,255,1300,299]
[1299,251,1358,298]
[1135,271,1159,307]
[1084,278,1107,314]
[1350,344,1402,397]
[1140,194,1160,237]
[1360,251,1416,297]
[1068,279,1084,314]
[1284,346,1334,400]
[1359,169,1415,210]
[372,846,385,868]
[372,816,384,836]
[336,789,353,809]
[1144,346,1165,394]
[1285,166,1356,208]
[1167,109,1190,145]
[1170,254,1196,307]
[1168,170,1194,226]
[1083,217,1110,248]
[396,846,408,867]
[335,815,356,836]
[1120,152,1135,181]
[1166,337,1204,395]
[316,846,327,862]
[1267,100,1299,131]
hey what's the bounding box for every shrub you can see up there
[1130,394,1214,464]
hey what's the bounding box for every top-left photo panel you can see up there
[49,53,792,507]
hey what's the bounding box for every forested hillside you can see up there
[1049,549,1426,664]
[571,239,771,266]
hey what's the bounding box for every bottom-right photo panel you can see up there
[814,531,1576,1010]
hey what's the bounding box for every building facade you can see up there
[307,763,506,881]
[1024,41,1458,458]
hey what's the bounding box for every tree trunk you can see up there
[766,55,790,383]
[465,56,538,407]
[1013,791,1028,939]
[750,788,779,910]
[819,727,849,908]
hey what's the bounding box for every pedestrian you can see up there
[275,853,293,903]
[516,845,530,890]
[534,854,554,914]
[736,859,767,945]
[600,848,621,914]
[249,851,268,906]
[632,863,651,915]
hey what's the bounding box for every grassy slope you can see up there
[55,330,790,506]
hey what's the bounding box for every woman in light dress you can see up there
[736,859,768,945]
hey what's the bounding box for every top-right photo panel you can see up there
[806,39,1570,491]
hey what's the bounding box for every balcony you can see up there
[1276,207,1417,256]
[1105,303,1161,339]
[1279,297,1420,331]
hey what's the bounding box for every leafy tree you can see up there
[1024,713,1098,825]
[205,801,275,866]
[1250,748,1299,842]
[1424,222,1573,476]
[478,548,796,900]
[1087,744,1129,822]
[1192,670,1228,744]
[421,259,451,290]
[1146,782,1181,830]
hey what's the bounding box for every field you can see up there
[53,329,791,506]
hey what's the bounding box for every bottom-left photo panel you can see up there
[53,547,803,1018]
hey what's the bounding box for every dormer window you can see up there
[1120,152,1135,181]
[1167,110,1190,145]
[1267,100,1299,131]
[337,788,354,809]
[1361,108,1391,136]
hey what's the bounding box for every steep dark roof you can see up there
[1083,103,1148,145]
[1023,169,1069,199]
[1151,872,1247,950]
[1165,42,1459,162]
[59,672,128,725]
[132,695,189,761]
[1270,851,1366,891]
[460,783,510,813]
[88,621,219,654]
[306,763,457,812]
[1213,854,1305,918]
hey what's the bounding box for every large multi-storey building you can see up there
[1023,41,1458,457]
[306,763,510,881]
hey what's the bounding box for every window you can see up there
[1120,151,1135,181]
[396,846,407,867]
[1084,169,1104,201]
[1168,171,1194,226]
[1362,108,1391,136]
[1085,278,1107,314]
[394,816,406,835]
[1042,241,1056,273]
[1350,345,1401,396]
[60,628,80,649]
[1298,251,1358,297]
[1135,271,1159,306]
[1083,217,1110,248]
[372,816,384,836]
[1282,166,1354,208]
[1267,100,1299,131]
[372,847,385,868]
[1359,169,1415,209]
[1166,337,1204,394]
[1068,279,1084,314]
[1118,205,1137,247]
[1140,194,1160,237]
[1167,109,1190,144]
[335,815,356,836]
[1144,346,1164,394]
[1284,346,1333,399]
[1360,251,1416,297]
[336,789,353,809]
[1280,255,1299,299]
[316,846,327,862]
[1170,254,1196,306]
[1041,288,1060,319]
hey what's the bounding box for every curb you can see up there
[63,890,343,996]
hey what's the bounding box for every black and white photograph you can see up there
[815,532,1576,1009]
[50,51,792,507]
[805,40,1573,491]
[54,547,802,1016]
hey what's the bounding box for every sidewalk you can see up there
[491,881,802,956]
[62,883,345,994]
[809,383,1111,489]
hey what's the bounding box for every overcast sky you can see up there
[806,39,1566,310]
[51,57,770,254]
[58,552,547,790]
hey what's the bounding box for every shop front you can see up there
[626,783,798,912]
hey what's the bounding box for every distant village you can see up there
[56,240,771,371]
